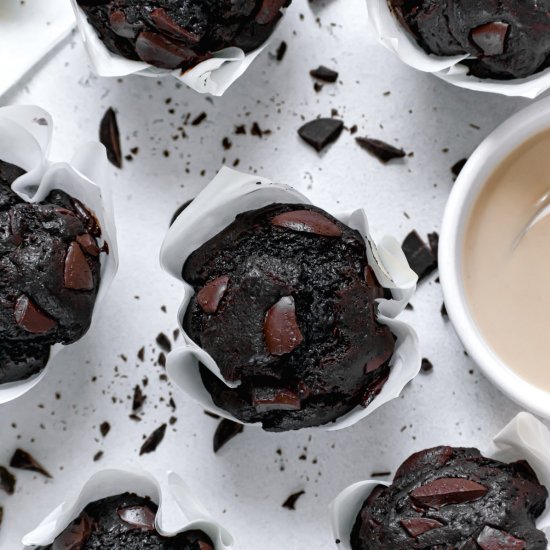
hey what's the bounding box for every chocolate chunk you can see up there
[477,526,526,550]
[298,118,344,152]
[156,332,172,353]
[402,231,437,281]
[139,424,167,455]
[54,512,93,549]
[135,31,200,70]
[14,294,57,334]
[213,419,244,453]
[356,137,406,163]
[10,449,52,478]
[133,385,146,411]
[99,107,122,169]
[420,358,433,373]
[117,505,156,531]
[252,388,301,412]
[471,22,509,56]
[271,210,342,237]
[76,234,100,256]
[264,296,303,356]
[109,10,140,39]
[396,447,454,480]
[256,0,287,24]
[452,158,468,177]
[410,477,488,509]
[149,8,200,44]
[400,517,443,537]
[310,65,339,83]
[282,490,305,510]
[0,467,15,495]
[197,276,230,314]
[64,242,94,290]
[99,421,110,437]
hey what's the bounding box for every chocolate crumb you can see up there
[441,303,448,319]
[156,333,172,353]
[213,419,244,453]
[310,65,338,83]
[452,158,468,177]
[99,107,122,169]
[93,451,104,462]
[99,422,111,437]
[191,112,207,126]
[0,467,15,495]
[275,41,287,61]
[133,385,146,411]
[139,424,167,455]
[421,358,434,373]
[282,490,305,510]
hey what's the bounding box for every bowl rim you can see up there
[440,95,550,419]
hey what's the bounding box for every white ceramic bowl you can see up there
[440,96,550,419]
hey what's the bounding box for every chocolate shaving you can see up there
[139,424,167,455]
[356,137,406,163]
[213,419,244,453]
[282,490,305,510]
[133,385,146,411]
[99,107,122,168]
[156,332,172,353]
[10,449,52,478]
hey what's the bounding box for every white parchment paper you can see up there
[22,468,234,549]
[365,0,550,98]
[160,167,420,432]
[71,0,285,96]
[331,412,550,549]
[0,105,118,405]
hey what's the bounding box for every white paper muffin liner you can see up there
[160,166,420,432]
[331,412,550,549]
[0,105,118,405]
[22,468,234,548]
[71,0,287,96]
[365,0,550,98]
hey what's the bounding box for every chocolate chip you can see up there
[118,505,156,531]
[298,118,344,152]
[133,385,146,411]
[255,0,286,24]
[452,158,468,177]
[149,8,201,44]
[155,332,172,353]
[54,513,93,549]
[252,388,301,413]
[282,490,305,510]
[64,242,94,290]
[402,231,437,281]
[264,296,303,356]
[197,276,230,314]
[99,422,110,437]
[410,477,488,509]
[139,424,167,455]
[400,518,443,537]
[310,65,338,83]
[477,526,526,550]
[271,210,342,237]
[213,419,244,453]
[356,137,406,163]
[14,295,57,334]
[471,21,509,56]
[99,107,122,169]
[10,449,52,479]
[420,358,433,373]
[0,467,15,495]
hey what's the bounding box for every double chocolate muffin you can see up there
[388,0,550,79]
[0,159,103,384]
[39,493,214,549]
[182,203,396,432]
[351,446,548,549]
[76,0,291,71]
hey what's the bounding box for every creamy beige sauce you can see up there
[463,129,550,391]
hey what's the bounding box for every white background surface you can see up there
[0,0,542,548]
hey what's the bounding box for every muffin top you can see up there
[352,446,549,549]
[76,0,290,70]
[182,203,395,431]
[389,0,550,79]
[0,159,102,384]
[39,492,214,549]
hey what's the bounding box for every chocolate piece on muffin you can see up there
[182,203,395,432]
[388,0,550,79]
[0,159,102,384]
[351,446,548,549]
[39,493,214,549]
[76,0,291,71]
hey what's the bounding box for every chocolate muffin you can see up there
[76,0,291,71]
[388,0,550,79]
[39,493,214,549]
[351,446,549,549]
[182,203,396,432]
[0,159,103,384]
